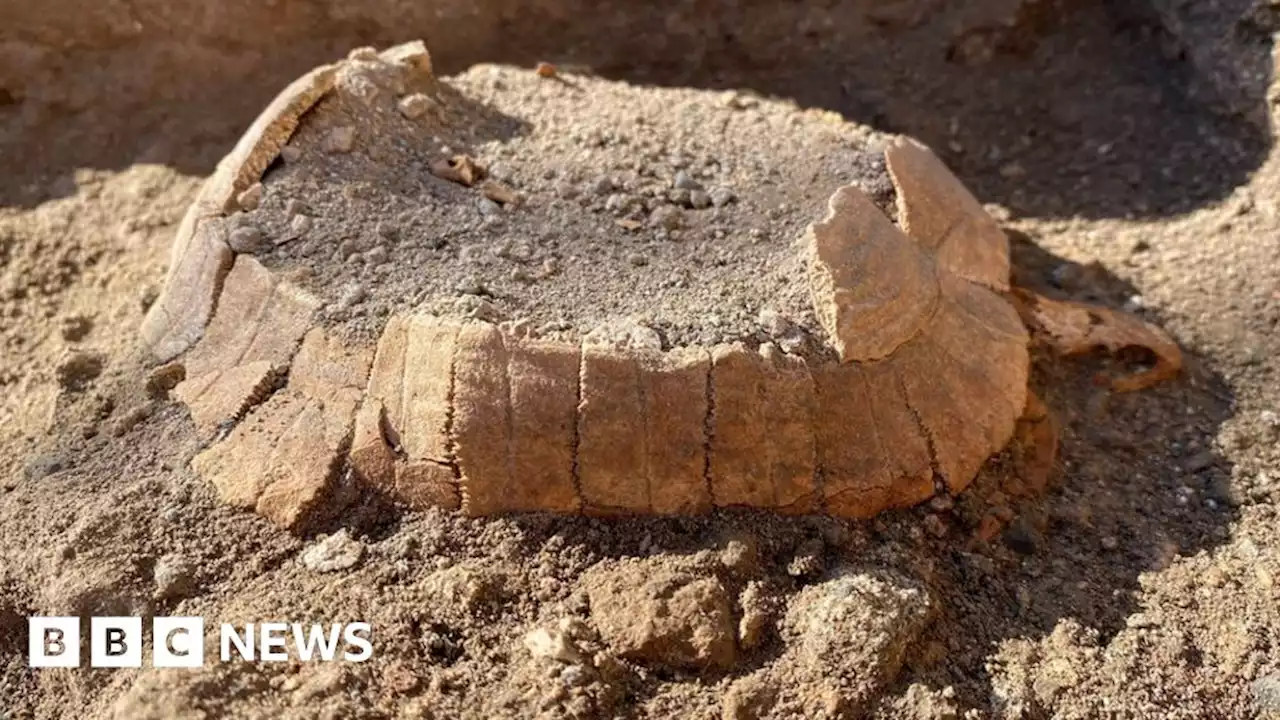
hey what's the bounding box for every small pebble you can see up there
[1002,517,1038,555]
[1184,451,1216,473]
[523,627,580,663]
[534,62,558,78]
[337,282,367,309]
[376,221,399,241]
[627,252,649,267]
[22,452,67,482]
[477,198,501,217]
[689,190,711,209]
[1101,535,1119,550]
[605,193,633,214]
[280,145,303,163]
[650,205,683,230]
[1252,674,1280,718]
[398,93,435,120]
[757,308,792,337]
[301,530,364,573]
[537,258,560,279]
[228,226,268,253]
[999,162,1026,179]
[709,186,736,207]
[60,314,93,342]
[147,362,186,399]
[786,538,826,578]
[154,553,197,600]
[289,214,313,239]
[453,295,502,321]
[592,177,615,196]
[455,275,487,296]
[364,246,389,264]
[923,514,948,538]
[673,170,703,191]
[111,402,154,436]
[236,182,264,211]
[323,126,356,154]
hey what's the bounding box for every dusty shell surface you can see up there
[149,42,1029,530]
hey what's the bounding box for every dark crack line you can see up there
[702,352,716,508]
[638,357,651,513]
[444,325,463,509]
[569,344,584,514]
[894,369,948,497]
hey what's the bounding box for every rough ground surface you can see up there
[257,62,891,350]
[2,1,1279,719]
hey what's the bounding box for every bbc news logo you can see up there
[28,617,372,668]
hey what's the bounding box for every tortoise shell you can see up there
[144,42,1031,531]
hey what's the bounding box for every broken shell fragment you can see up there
[431,155,485,187]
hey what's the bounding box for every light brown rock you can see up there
[584,561,737,671]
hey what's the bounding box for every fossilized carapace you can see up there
[147,43,1031,530]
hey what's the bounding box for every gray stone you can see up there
[228,226,268,254]
[1252,674,1280,719]
[673,170,703,191]
[154,553,197,600]
[710,186,736,207]
[650,205,683,230]
[301,529,364,573]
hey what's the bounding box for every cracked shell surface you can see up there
[150,42,1029,528]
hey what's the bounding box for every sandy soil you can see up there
[2,1,1279,718]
